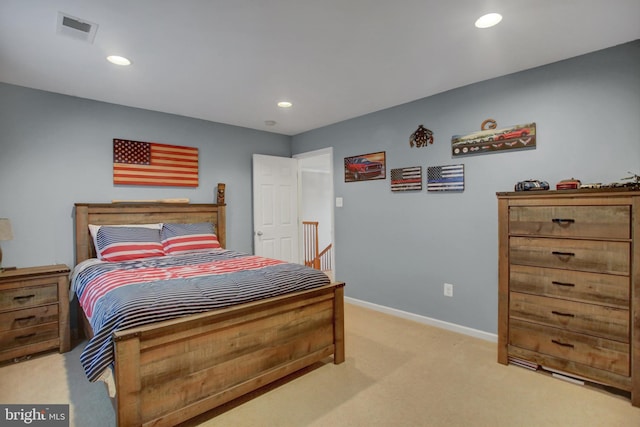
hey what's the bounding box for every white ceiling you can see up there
[1,1,639,136]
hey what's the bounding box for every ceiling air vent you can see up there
[56,12,98,43]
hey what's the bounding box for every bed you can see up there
[72,193,345,427]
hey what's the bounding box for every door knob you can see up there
[256,231,263,236]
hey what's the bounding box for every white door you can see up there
[252,154,299,263]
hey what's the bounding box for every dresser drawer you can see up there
[510,237,630,275]
[0,284,58,311]
[510,264,629,308]
[509,205,630,239]
[0,322,59,352]
[0,305,59,332]
[510,292,629,341]
[509,318,629,376]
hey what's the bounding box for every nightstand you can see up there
[0,264,71,362]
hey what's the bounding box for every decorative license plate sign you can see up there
[451,122,536,157]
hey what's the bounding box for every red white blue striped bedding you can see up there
[71,249,330,382]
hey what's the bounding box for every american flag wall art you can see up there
[391,166,422,192]
[427,164,464,192]
[113,139,199,187]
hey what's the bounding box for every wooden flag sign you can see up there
[391,166,422,192]
[113,139,199,187]
[427,164,464,192]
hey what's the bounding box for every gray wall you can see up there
[1,41,638,336]
[0,83,291,268]
[292,40,640,334]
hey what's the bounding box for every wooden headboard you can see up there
[74,202,226,265]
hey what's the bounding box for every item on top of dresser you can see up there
[514,179,549,191]
[621,172,640,189]
[603,182,626,188]
[579,182,602,189]
[556,177,581,190]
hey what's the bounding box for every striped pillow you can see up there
[95,226,164,262]
[161,222,221,255]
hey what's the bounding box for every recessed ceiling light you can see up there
[264,120,277,126]
[107,55,131,66]
[277,101,293,108]
[475,13,502,29]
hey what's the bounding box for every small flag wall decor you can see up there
[391,166,422,192]
[113,139,199,187]
[427,164,464,192]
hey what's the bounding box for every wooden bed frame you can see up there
[73,195,345,426]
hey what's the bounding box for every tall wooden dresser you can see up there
[497,189,639,407]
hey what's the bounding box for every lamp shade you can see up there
[0,218,13,241]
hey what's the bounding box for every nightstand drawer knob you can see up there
[14,333,37,340]
[13,294,35,301]
[15,315,36,323]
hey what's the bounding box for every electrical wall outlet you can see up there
[444,283,454,297]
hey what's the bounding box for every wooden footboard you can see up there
[112,282,345,427]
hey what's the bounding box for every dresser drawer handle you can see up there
[551,339,575,349]
[14,315,36,323]
[551,218,575,225]
[13,294,35,301]
[552,251,575,257]
[551,310,575,318]
[14,333,37,340]
[551,280,575,287]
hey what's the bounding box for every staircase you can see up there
[302,221,333,280]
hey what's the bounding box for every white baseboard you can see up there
[345,296,498,343]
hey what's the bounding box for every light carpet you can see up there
[1,303,638,426]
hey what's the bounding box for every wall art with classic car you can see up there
[344,151,386,182]
[451,122,536,157]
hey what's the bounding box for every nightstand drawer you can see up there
[510,237,630,275]
[509,264,629,308]
[509,205,630,239]
[510,292,629,341]
[510,318,629,376]
[0,284,58,311]
[0,322,58,352]
[0,305,59,332]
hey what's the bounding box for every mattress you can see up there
[71,249,330,382]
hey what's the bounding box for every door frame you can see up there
[293,147,335,279]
